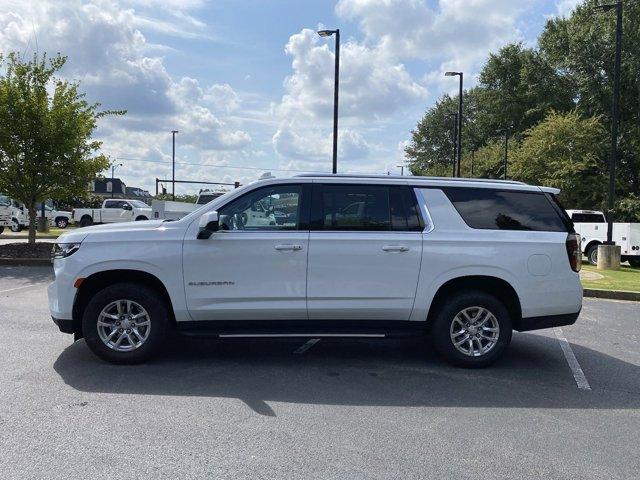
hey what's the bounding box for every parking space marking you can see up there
[294,338,320,354]
[0,283,45,294]
[554,327,591,391]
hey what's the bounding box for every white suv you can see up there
[48,175,583,367]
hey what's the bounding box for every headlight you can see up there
[51,243,81,260]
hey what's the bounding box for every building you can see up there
[125,186,152,200]
[90,178,126,198]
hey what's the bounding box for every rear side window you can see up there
[443,188,568,232]
[571,213,605,223]
[313,184,423,232]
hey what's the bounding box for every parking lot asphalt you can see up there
[0,265,638,480]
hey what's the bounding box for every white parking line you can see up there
[554,327,591,391]
[0,283,45,294]
[294,338,320,354]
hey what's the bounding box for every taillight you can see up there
[566,233,581,272]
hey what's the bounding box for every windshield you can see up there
[128,200,150,208]
[0,195,10,207]
[183,186,248,222]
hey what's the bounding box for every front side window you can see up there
[218,185,302,231]
[444,188,567,232]
[104,200,121,209]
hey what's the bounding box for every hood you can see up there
[56,219,166,243]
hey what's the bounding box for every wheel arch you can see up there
[584,240,602,254]
[426,275,522,330]
[72,269,176,337]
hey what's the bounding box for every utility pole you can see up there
[503,130,509,180]
[171,130,178,201]
[445,71,463,177]
[396,165,404,176]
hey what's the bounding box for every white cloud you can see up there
[555,0,580,17]
[0,0,252,176]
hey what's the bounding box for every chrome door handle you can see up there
[275,244,303,251]
[382,245,409,252]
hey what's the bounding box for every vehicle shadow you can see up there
[53,332,640,416]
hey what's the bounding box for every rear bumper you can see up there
[515,310,580,332]
[52,316,76,334]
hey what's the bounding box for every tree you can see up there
[539,0,640,195]
[510,111,608,208]
[0,53,121,243]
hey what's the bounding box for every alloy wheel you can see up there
[449,306,500,357]
[97,299,151,352]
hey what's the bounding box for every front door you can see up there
[183,183,310,321]
[307,183,423,320]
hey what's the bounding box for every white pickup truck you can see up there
[10,202,72,231]
[566,209,640,267]
[73,199,152,227]
[0,195,12,234]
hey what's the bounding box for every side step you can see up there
[176,320,427,339]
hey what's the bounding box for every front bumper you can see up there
[52,316,75,334]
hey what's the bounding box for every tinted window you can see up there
[320,185,391,231]
[104,200,122,208]
[571,213,605,223]
[218,185,301,231]
[444,188,567,232]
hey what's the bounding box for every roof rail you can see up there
[293,173,526,185]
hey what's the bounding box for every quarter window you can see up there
[218,185,302,231]
[444,188,567,232]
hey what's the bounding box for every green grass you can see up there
[581,263,640,292]
[1,226,76,237]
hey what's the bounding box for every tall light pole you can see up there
[171,130,178,200]
[318,29,340,174]
[396,165,405,176]
[446,112,458,177]
[594,0,623,245]
[445,71,463,177]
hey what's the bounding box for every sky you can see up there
[0,0,581,195]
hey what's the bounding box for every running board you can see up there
[176,320,427,339]
[218,333,386,338]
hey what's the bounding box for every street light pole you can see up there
[110,161,123,197]
[396,165,404,176]
[593,0,623,244]
[445,71,463,177]
[171,130,178,201]
[318,29,340,174]
[446,112,458,177]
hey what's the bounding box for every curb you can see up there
[0,235,59,239]
[583,288,640,302]
[0,258,52,266]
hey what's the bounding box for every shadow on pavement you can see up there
[54,331,640,416]
[0,265,53,286]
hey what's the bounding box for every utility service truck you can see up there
[566,209,640,267]
[10,201,72,232]
[0,195,12,234]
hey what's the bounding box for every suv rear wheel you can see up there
[82,283,170,364]
[430,291,512,368]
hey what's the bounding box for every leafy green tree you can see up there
[477,43,575,138]
[539,0,640,195]
[510,111,607,208]
[615,194,640,223]
[0,53,121,243]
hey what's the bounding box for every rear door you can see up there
[306,183,423,320]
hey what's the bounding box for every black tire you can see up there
[429,290,512,368]
[55,217,68,228]
[79,216,93,227]
[10,219,22,232]
[628,257,640,268]
[586,244,599,266]
[82,282,170,364]
[135,216,148,221]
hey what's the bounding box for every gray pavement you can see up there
[0,265,639,479]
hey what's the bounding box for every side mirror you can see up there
[197,210,219,239]
[122,204,132,211]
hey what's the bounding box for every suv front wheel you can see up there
[82,283,170,364]
[430,291,512,368]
